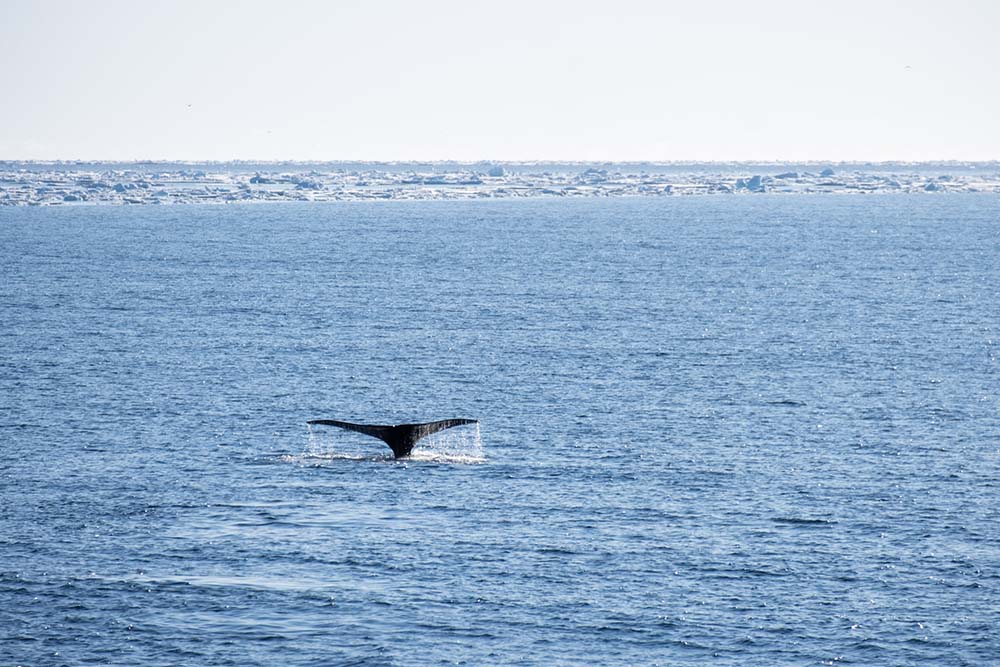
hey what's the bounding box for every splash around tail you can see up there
[305,418,483,461]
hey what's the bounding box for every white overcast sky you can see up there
[2,0,998,161]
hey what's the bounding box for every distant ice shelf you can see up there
[2,162,999,206]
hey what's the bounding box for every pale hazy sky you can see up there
[2,0,998,161]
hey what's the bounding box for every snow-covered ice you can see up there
[1,161,998,206]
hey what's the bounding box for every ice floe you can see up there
[1,161,998,206]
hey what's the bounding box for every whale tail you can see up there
[306,418,478,458]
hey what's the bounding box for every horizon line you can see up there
[4,158,1000,166]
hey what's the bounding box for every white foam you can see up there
[280,451,394,464]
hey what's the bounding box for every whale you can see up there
[306,418,478,459]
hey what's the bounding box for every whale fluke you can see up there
[306,418,478,459]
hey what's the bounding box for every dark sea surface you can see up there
[2,195,999,666]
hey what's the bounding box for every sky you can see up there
[2,0,998,162]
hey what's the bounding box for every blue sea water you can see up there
[2,195,999,666]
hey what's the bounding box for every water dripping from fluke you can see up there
[410,421,485,463]
[297,418,485,464]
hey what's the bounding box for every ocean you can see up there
[2,194,999,666]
